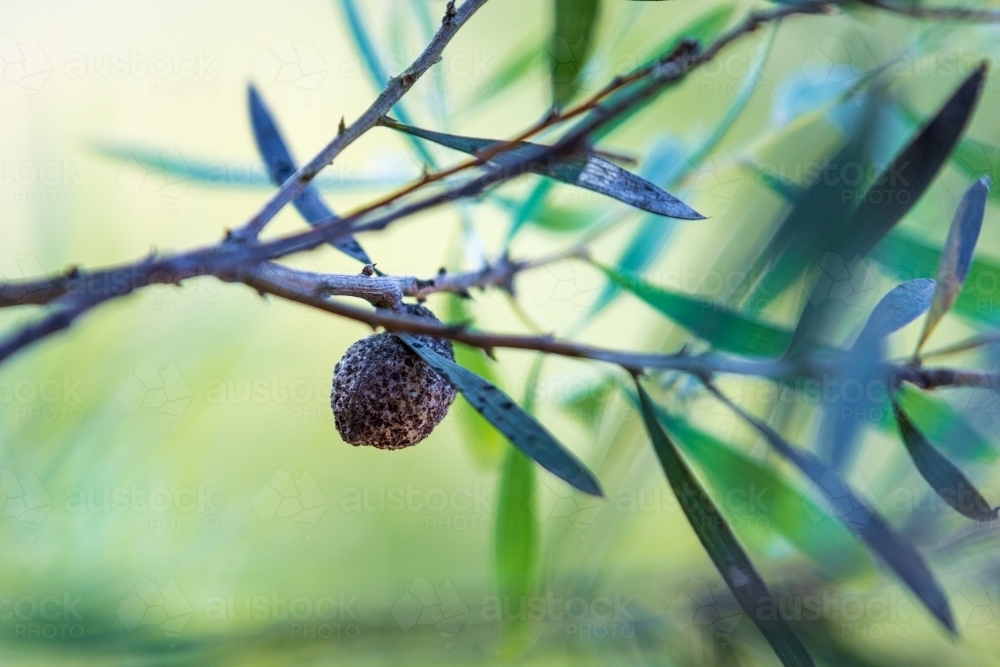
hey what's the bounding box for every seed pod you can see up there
[331,303,456,450]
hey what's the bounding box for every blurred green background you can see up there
[2,0,1000,665]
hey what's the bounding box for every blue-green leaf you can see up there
[817,279,936,470]
[635,382,815,667]
[720,393,956,633]
[380,118,704,219]
[871,230,1000,327]
[645,402,873,578]
[248,85,371,264]
[398,334,602,496]
[918,176,991,351]
[854,278,937,344]
[893,384,998,463]
[893,399,998,522]
[847,63,987,258]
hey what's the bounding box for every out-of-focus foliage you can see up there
[5,0,1000,666]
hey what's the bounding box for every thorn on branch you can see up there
[338,117,346,135]
[443,0,457,25]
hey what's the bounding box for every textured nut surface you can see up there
[332,304,456,450]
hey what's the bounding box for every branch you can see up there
[859,0,1000,21]
[230,0,490,242]
[235,249,579,309]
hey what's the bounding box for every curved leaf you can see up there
[848,63,987,258]
[398,333,602,496]
[648,404,873,578]
[248,85,372,264]
[818,278,936,470]
[380,119,703,219]
[858,279,937,342]
[714,388,956,633]
[598,264,792,357]
[917,176,991,352]
[791,60,986,352]
[893,384,998,463]
[893,399,998,522]
[635,382,815,667]
[871,230,1000,327]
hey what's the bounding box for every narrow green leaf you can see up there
[248,85,372,264]
[893,399,998,522]
[504,180,555,243]
[598,264,792,357]
[718,392,957,633]
[495,447,538,622]
[380,118,704,219]
[649,404,873,578]
[917,176,991,352]
[635,382,815,667]
[550,0,601,107]
[894,384,998,463]
[398,334,602,496]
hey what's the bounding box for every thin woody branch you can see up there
[228,269,1000,392]
[235,249,577,310]
[229,0,490,243]
[0,0,993,397]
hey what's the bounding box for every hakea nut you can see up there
[331,303,456,450]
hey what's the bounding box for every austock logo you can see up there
[116,578,193,643]
[0,35,51,97]
[251,36,327,97]
[804,253,880,313]
[1,469,52,528]
[801,33,877,88]
[251,470,327,533]
[113,144,193,202]
[956,576,1000,638]
[116,360,193,422]
[667,578,742,644]
[392,578,468,647]
[532,473,602,540]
